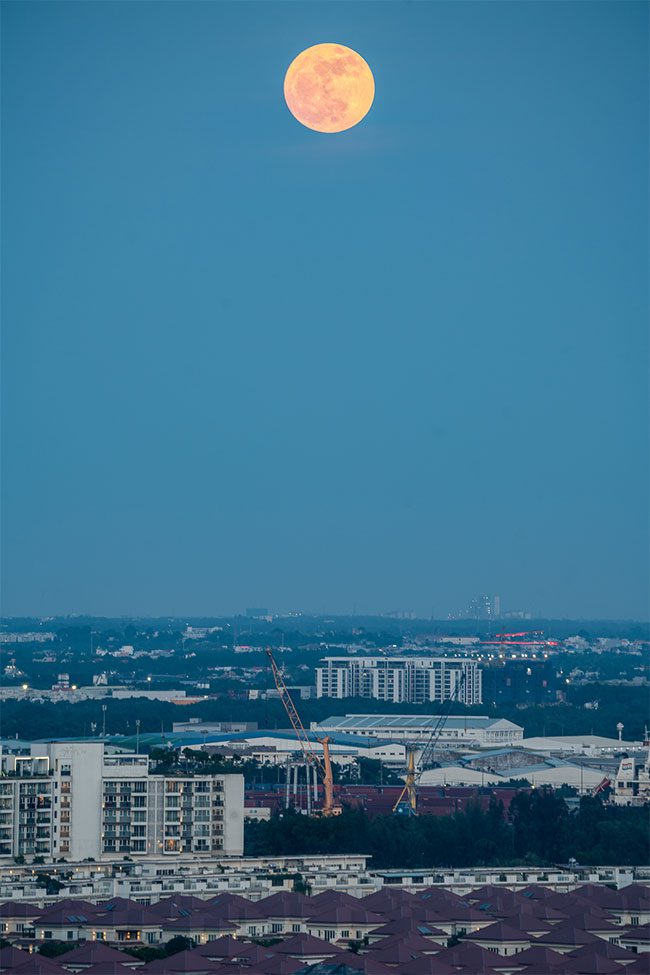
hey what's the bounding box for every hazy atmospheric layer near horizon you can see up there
[2,2,648,619]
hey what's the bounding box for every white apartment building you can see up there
[0,742,244,862]
[316,657,482,705]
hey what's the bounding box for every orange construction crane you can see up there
[266,649,342,817]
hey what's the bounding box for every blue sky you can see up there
[2,1,648,619]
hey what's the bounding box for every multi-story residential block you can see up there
[316,657,482,705]
[0,742,244,862]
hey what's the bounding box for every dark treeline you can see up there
[244,794,650,869]
[3,615,648,640]
[2,683,648,741]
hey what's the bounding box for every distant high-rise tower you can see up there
[468,594,501,620]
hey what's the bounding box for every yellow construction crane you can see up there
[266,649,342,817]
[393,672,467,816]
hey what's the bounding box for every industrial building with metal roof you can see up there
[310,715,524,748]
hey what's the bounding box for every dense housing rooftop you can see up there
[0,881,647,973]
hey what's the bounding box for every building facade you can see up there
[316,657,482,705]
[311,714,523,748]
[0,742,244,862]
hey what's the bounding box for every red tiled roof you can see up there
[505,901,569,923]
[618,922,650,945]
[498,914,552,935]
[567,942,639,964]
[519,884,561,901]
[306,895,360,911]
[398,955,457,975]
[207,897,265,921]
[147,897,215,920]
[369,935,439,965]
[617,958,650,975]
[432,941,501,974]
[142,949,224,974]
[223,946,277,966]
[569,886,626,910]
[560,911,620,932]
[369,919,446,941]
[60,943,141,967]
[360,891,416,913]
[12,959,67,975]
[330,952,394,975]
[0,904,42,919]
[465,921,530,943]
[567,954,627,975]
[191,937,245,959]
[467,886,520,904]
[258,894,313,919]
[248,953,304,975]
[307,908,384,926]
[163,913,236,933]
[0,947,32,970]
[507,944,569,968]
[536,925,600,947]
[275,936,343,958]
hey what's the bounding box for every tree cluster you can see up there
[244,793,650,869]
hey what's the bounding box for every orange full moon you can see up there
[284,43,375,133]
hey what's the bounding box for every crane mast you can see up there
[393,672,467,816]
[266,649,342,817]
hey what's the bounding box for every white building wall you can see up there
[222,774,245,856]
[0,743,247,863]
[311,716,523,748]
[45,743,104,861]
[316,657,482,705]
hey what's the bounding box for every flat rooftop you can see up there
[316,715,523,731]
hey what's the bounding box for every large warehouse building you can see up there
[311,714,524,748]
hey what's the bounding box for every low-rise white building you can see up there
[521,735,642,757]
[417,758,607,792]
[611,751,650,807]
[311,715,524,749]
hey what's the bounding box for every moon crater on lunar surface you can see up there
[284,43,375,133]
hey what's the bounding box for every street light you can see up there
[102,705,107,737]
[136,719,141,755]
